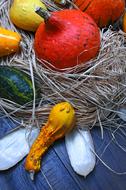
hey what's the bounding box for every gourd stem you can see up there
[35,7,51,21]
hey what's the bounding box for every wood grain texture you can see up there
[0,118,126,190]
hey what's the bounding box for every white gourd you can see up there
[65,128,96,177]
[0,127,39,170]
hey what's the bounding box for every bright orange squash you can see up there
[74,0,125,28]
[34,8,100,71]
[0,27,21,57]
[122,10,126,32]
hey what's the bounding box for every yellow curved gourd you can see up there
[10,0,47,32]
[25,102,76,173]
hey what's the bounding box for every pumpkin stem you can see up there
[54,0,66,5]
[35,7,66,31]
[35,7,51,21]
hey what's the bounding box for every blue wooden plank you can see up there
[0,118,126,190]
[53,127,126,190]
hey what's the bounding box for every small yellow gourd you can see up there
[0,27,21,57]
[25,102,76,173]
[9,0,47,32]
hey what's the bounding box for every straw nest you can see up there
[0,0,126,131]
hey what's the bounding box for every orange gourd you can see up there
[25,102,76,175]
[123,10,126,32]
[0,27,21,57]
[74,0,125,28]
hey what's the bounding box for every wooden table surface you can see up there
[0,117,126,190]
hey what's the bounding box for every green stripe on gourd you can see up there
[0,66,40,105]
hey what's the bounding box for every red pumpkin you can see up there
[74,0,125,28]
[34,8,100,71]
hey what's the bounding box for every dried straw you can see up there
[0,0,126,130]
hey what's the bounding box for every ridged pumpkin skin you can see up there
[0,66,40,105]
[123,10,126,32]
[74,0,125,28]
[34,9,100,71]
